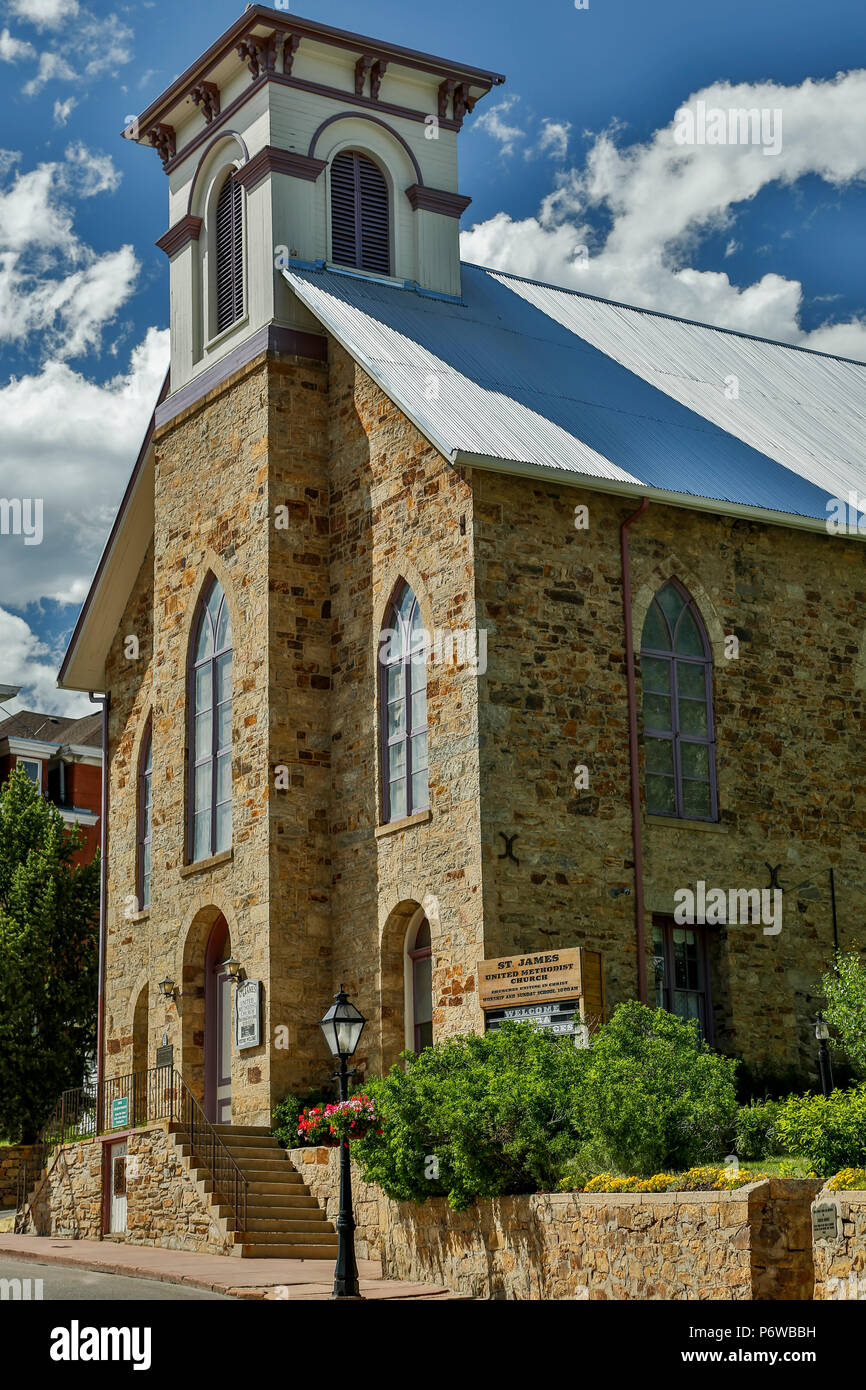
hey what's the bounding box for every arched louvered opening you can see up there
[215,172,243,333]
[330,149,390,276]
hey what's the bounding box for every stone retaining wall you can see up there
[289,1146,383,1260]
[26,1123,233,1254]
[812,1188,866,1300]
[0,1145,42,1208]
[289,1150,820,1301]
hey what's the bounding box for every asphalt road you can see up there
[0,1258,233,1300]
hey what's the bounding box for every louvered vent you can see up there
[330,150,390,276]
[215,174,243,333]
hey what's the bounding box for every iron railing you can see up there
[35,1066,247,1232]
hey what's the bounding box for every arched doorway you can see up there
[204,916,233,1123]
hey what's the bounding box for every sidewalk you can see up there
[0,1232,463,1300]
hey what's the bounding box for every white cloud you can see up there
[531,119,571,161]
[14,4,131,95]
[0,145,135,358]
[8,0,79,31]
[0,326,169,610]
[53,96,77,127]
[474,96,526,158]
[0,607,93,717]
[463,70,866,356]
[0,25,34,60]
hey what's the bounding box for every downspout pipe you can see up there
[89,690,110,1124]
[620,499,650,1004]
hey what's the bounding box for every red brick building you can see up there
[0,710,103,864]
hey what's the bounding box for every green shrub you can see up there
[351,1023,588,1210]
[272,1087,333,1148]
[775,1085,866,1176]
[735,1099,784,1161]
[822,952,866,1077]
[575,1000,739,1176]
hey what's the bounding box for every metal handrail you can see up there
[36,1065,247,1232]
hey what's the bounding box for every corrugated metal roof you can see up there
[284,261,866,529]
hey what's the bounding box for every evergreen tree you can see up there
[0,765,99,1141]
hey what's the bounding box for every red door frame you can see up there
[204,916,230,1123]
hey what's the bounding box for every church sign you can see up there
[478,946,604,1015]
[235,978,262,1050]
[478,947,605,1043]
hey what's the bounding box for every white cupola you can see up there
[125,5,504,395]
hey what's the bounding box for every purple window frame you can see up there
[188,577,233,862]
[409,918,433,1053]
[640,580,718,822]
[379,582,429,823]
[653,916,714,1044]
[137,721,152,911]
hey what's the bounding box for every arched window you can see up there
[380,582,428,822]
[640,580,717,821]
[330,150,390,276]
[138,722,152,910]
[408,917,433,1052]
[189,578,232,861]
[215,172,243,333]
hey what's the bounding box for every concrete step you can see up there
[237,1229,338,1245]
[245,1201,327,1218]
[244,1189,320,1207]
[232,1157,302,1173]
[239,1242,337,1260]
[218,1133,281,1148]
[216,1145,289,1162]
[244,1218,336,1234]
[213,1125,274,1137]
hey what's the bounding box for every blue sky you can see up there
[1,0,865,715]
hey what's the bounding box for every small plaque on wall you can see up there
[155,1044,174,1069]
[236,978,262,1050]
[812,1203,839,1240]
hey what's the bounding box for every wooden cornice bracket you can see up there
[370,59,388,101]
[236,31,278,79]
[281,33,300,75]
[190,80,220,124]
[148,123,176,165]
[354,53,374,96]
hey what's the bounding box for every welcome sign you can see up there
[478,947,604,1017]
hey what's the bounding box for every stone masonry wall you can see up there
[104,356,276,1124]
[287,1155,819,1300]
[812,1187,866,1300]
[322,344,484,1077]
[289,1145,382,1260]
[473,471,866,1080]
[26,1123,232,1254]
[0,1145,42,1208]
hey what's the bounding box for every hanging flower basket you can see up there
[323,1096,383,1144]
[297,1105,338,1146]
[297,1097,383,1147]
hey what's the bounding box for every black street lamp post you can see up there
[815,1013,833,1099]
[319,986,367,1300]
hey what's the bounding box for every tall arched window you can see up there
[408,916,433,1052]
[190,578,232,861]
[138,722,152,910]
[215,172,243,333]
[380,582,428,822]
[330,150,390,276]
[640,580,717,821]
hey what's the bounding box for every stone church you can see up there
[60,5,866,1132]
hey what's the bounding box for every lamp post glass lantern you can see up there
[319,987,366,1300]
